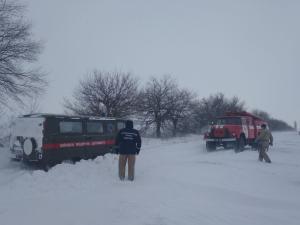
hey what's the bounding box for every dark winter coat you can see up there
[115,120,141,155]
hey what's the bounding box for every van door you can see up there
[102,120,125,153]
[60,118,86,159]
[104,120,118,149]
[85,120,107,157]
[44,118,85,161]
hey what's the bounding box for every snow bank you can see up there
[0,133,299,225]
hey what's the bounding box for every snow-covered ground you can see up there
[0,132,300,225]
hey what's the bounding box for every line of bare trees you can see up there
[0,0,247,141]
[64,72,247,137]
[0,0,292,141]
[251,109,293,131]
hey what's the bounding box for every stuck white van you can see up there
[9,114,126,168]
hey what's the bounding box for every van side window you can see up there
[117,122,125,131]
[107,122,115,134]
[59,121,82,133]
[87,122,104,134]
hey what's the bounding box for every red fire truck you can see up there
[204,112,267,152]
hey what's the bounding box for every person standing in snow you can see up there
[255,124,273,163]
[115,120,141,181]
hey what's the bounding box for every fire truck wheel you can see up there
[206,142,216,151]
[223,143,231,149]
[235,138,245,152]
[239,137,245,150]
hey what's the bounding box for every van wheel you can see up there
[40,160,53,172]
[41,163,51,172]
[23,138,37,157]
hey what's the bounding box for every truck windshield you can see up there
[216,117,241,125]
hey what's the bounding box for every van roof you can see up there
[20,113,123,121]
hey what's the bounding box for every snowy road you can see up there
[0,132,300,225]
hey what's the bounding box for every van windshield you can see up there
[216,117,241,125]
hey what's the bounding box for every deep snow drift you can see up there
[0,132,300,225]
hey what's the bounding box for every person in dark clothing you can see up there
[115,120,141,181]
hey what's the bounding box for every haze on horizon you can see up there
[22,0,300,126]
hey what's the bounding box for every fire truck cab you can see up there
[204,112,267,152]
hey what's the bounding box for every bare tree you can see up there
[190,93,245,132]
[139,75,178,138]
[168,89,195,136]
[201,93,245,121]
[0,0,46,106]
[20,95,41,114]
[64,71,139,117]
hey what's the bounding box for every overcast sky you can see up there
[23,0,299,125]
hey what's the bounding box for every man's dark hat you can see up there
[125,120,133,129]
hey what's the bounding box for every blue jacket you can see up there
[115,121,141,155]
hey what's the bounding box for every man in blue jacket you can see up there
[115,120,141,181]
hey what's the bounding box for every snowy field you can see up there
[0,132,300,225]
